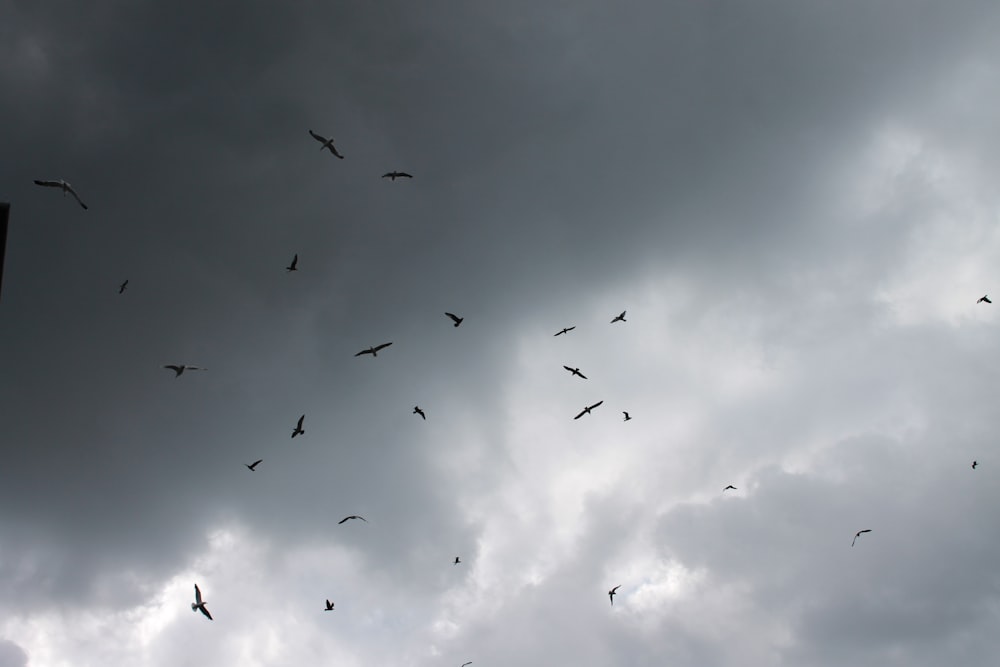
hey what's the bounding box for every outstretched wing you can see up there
[573,409,587,420]
[66,187,88,210]
[355,348,373,357]
[372,342,393,353]
[199,605,213,620]
[446,312,461,323]
[194,584,203,604]
[338,516,351,524]
[33,179,62,188]
[309,129,328,144]
[589,401,604,411]
[163,365,182,375]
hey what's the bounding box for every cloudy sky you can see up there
[3,1,1000,665]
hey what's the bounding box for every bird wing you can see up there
[358,516,367,521]
[200,605,213,620]
[338,517,351,524]
[355,348,374,356]
[251,459,262,468]
[578,371,587,379]
[33,179,63,188]
[195,584,203,604]
[573,409,587,420]
[589,401,604,410]
[373,342,393,352]
[445,312,461,323]
[297,415,305,428]
[563,366,574,372]
[382,173,394,178]
[309,129,328,144]
[66,187,88,209]
[164,365,182,375]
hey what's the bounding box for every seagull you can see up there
[118,280,128,294]
[972,460,978,469]
[461,663,472,667]
[324,599,335,611]
[554,326,576,336]
[245,459,263,471]
[413,406,426,420]
[445,312,464,327]
[563,366,587,379]
[192,584,212,620]
[286,254,298,272]
[33,179,88,209]
[723,485,736,491]
[291,415,305,438]
[611,310,626,323]
[608,585,621,606]
[574,401,604,419]
[852,529,872,547]
[338,515,367,524]
[355,342,393,357]
[163,364,205,377]
[382,171,413,180]
[978,295,992,304]
[623,412,632,421]
[454,556,461,565]
[308,130,344,158]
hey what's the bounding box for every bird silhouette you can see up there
[163,364,205,377]
[324,599,335,611]
[192,584,212,620]
[445,312,464,327]
[608,585,621,605]
[972,460,978,469]
[413,406,426,420]
[461,663,472,667]
[355,342,393,357]
[723,485,736,491]
[308,129,344,158]
[623,412,631,421]
[118,280,128,294]
[978,295,992,304]
[852,529,872,547]
[33,179,88,209]
[454,556,461,565]
[574,401,604,419]
[563,366,587,379]
[382,171,413,180]
[554,326,576,336]
[291,415,305,438]
[338,515,367,524]
[245,459,263,471]
[286,254,298,272]
[611,310,626,323]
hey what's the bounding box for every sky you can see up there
[2,1,1000,665]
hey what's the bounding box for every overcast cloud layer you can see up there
[2,1,1000,666]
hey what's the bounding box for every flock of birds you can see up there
[28,128,991,662]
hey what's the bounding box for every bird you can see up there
[445,312,464,327]
[454,556,461,565]
[382,171,413,180]
[308,129,344,158]
[972,460,978,469]
[623,412,632,421]
[338,515,367,524]
[461,663,472,667]
[192,584,212,620]
[291,415,305,438]
[723,485,737,491]
[355,342,393,357]
[324,599,335,611]
[413,406,426,420]
[608,585,621,606]
[851,529,872,547]
[286,254,298,272]
[33,179,88,209]
[574,401,604,419]
[118,280,128,294]
[245,459,263,471]
[978,295,992,304]
[611,310,626,323]
[563,366,587,379]
[554,326,576,336]
[163,364,205,377]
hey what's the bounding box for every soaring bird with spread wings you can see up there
[382,171,413,180]
[308,130,344,158]
[554,326,576,336]
[163,364,205,377]
[338,515,367,524]
[291,415,305,438]
[611,310,626,323]
[445,312,464,327]
[978,294,992,304]
[286,254,298,272]
[852,529,872,547]
[574,401,604,419]
[355,342,393,357]
[34,179,88,209]
[608,585,621,606]
[192,584,212,620]
[245,459,263,471]
[563,366,587,379]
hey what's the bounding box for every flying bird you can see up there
[308,129,344,158]
[445,312,464,327]
[723,485,737,491]
[554,326,576,336]
[118,280,128,294]
[163,364,205,377]
[851,529,872,547]
[324,599,335,611]
[33,179,88,209]
[461,663,472,667]
[355,342,393,357]
[286,254,298,272]
[972,460,978,469]
[611,310,626,323]
[454,556,461,565]
[563,365,587,379]
[291,415,305,438]
[245,459,263,471]
[608,585,621,606]
[413,406,426,420]
[623,412,632,421]
[338,515,367,524]
[192,584,212,620]
[574,401,604,419]
[978,295,992,304]
[382,171,413,180]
